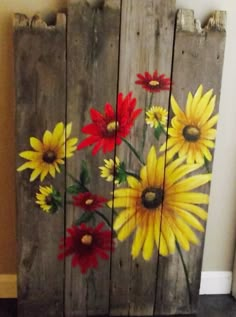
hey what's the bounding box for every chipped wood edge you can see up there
[69,0,120,10]
[177,9,227,33]
[0,274,17,298]
[13,12,66,29]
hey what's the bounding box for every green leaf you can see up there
[74,212,94,226]
[67,184,83,194]
[154,125,162,141]
[80,160,90,186]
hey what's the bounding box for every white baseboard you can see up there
[200,271,232,295]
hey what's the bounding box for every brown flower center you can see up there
[183,125,200,142]
[81,234,93,246]
[107,121,118,134]
[43,150,57,163]
[149,80,159,87]
[141,187,164,209]
[45,195,53,205]
[85,199,94,206]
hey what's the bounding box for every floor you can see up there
[0,295,236,316]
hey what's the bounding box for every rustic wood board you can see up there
[14,13,66,317]
[155,9,226,315]
[66,0,121,315]
[110,0,176,316]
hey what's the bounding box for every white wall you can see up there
[176,0,236,271]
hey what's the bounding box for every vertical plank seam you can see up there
[108,1,123,315]
[64,13,68,317]
[153,7,178,316]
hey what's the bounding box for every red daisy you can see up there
[72,192,107,211]
[58,222,114,274]
[135,70,172,93]
[77,92,142,155]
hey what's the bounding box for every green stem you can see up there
[176,241,192,306]
[95,210,112,228]
[126,170,140,180]
[158,120,167,136]
[142,93,154,150]
[122,138,145,165]
[68,173,89,192]
[66,201,74,205]
[204,157,210,173]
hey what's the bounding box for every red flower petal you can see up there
[77,135,99,150]
[78,92,141,155]
[58,222,113,274]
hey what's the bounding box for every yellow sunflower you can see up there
[162,85,218,164]
[108,146,211,261]
[17,122,78,182]
[99,156,120,184]
[36,185,62,213]
[146,106,168,129]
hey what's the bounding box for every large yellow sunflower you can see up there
[17,122,78,182]
[162,85,218,164]
[108,146,211,261]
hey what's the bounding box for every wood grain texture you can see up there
[14,13,66,317]
[109,1,176,316]
[66,0,120,315]
[155,9,226,316]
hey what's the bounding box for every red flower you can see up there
[77,92,142,155]
[58,222,114,274]
[135,70,171,93]
[73,192,107,211]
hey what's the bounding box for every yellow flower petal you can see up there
[113,208,137,231]
[43,130,52,147]
[162,215,176,254]
[159,234,169,256]
[142,215,155,261]
[30,168,42,182]
[147,146,157,186]
[117,215,138,241]
[30,137,43,151]
[174,209,204,232]
[132,224,147,259]
[168,192,209,205]
[114,188,140,198]
[175,217,199,245]
[19,151,41,160]
[169,174,211,193]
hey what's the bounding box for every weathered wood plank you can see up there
[110,1,176,316]
[155,9,226,315]
[14,13,66,317]
[66,0,121,315]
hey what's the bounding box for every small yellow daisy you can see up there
[99,156,120,184]
[17,122,78,182]
[146,106,168,129]
[36,185,61,213]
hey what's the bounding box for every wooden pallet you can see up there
[14,1,226,316]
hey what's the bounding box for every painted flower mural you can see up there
[17,69,219,303]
